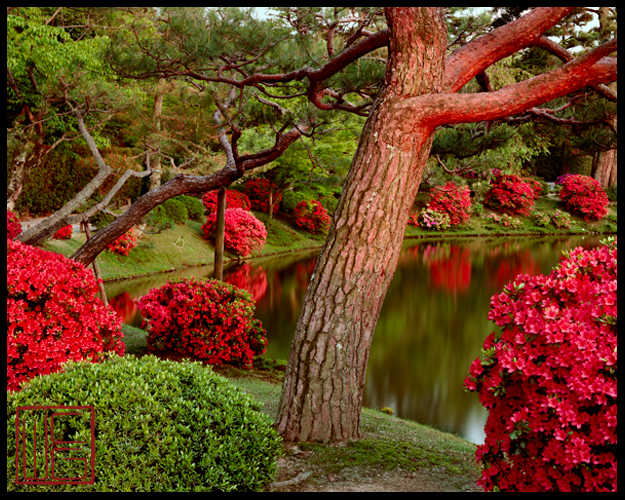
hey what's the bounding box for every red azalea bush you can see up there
[202,189,252,214]
[136,277,267,367]
[484,174,542,216]
[7,239,124,392]
[53,224,73,240]
[107,228,137,256]
[202,208,267,257]
[294,200,331,234]
[559,174,609,221]
[245,178,281,214]
[428,182,472,225]
[7,210,22,240]
[465,239,617,492]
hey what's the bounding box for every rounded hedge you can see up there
[162,198,188,225]
[7,354,282,492]
[175,195,205,221]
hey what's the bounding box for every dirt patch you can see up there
[269,443,480,492]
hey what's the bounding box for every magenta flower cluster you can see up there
[7,239,124,392]
[294,200,331,234]
[428,182,472,225]
[559,174,609,221]
[484,174,542,216]
[202,207,267,257]
[136,277,267,367]
[106,228,138,256]
[465,240,617,492]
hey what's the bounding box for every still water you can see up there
[104,235,604,444]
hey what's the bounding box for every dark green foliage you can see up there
[14,148,93,215]
[146,205,174,231]
[175,195,205,220]
[7,354,282,492]
[162,198,188,225]
[604,185,617,203]
[281,189,314,214]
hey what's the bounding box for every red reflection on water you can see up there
[427,246,472,293]
[223,263,268,303]
[295,259,316,290]
[108,292,139,323]
[487,250,539,289]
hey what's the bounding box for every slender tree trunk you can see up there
[214,186,226,280]
[84,220,108,306]
[592,113,617,189]
[7,137,47,211]
[149,79,166,191]
[275,7,447,443]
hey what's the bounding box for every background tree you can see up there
[7,7,123,210]
[65,6,388,264]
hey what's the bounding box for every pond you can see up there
[104,234,605,445]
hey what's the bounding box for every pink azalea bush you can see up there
[484,174,542,216]
[465,238,617,492]
[245,178,281,214]
[416,208,451,230]
[428,182,472,225]
[487,212,522,228]
[136,277,267,367]
[559,174,609,221]
[202,189,251,213]
[202,208,267,257]
[53,224,73,240]
[294,200,331,234]
[7,239,124,392]
[7,210,22,240]
[407,213,420,228]
[106,228,138,256]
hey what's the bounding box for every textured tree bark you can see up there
[275,7,447,443]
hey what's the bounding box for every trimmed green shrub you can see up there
[162,198,188,225]
[146,205,173,230]
[175,195,205,221]
[7,354,282,492]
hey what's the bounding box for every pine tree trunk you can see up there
[148,79,166,191]
[275,7,447,443]
[592,114,617,188]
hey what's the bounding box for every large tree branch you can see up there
[70,121,311,266]
[530,35,617,102]
[413,40,617,128]
[443,7,577,93]
[16,113,115,245]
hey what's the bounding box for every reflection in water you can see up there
[105,235,604,444]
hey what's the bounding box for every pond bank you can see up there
[43,215,325,281]
[42,194,616,283]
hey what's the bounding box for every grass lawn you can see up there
[121,323,481,492]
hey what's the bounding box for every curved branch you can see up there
[412,41,616,127]
[70,121,311,266]
[443,7,577,93]
[530,36,617,102]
